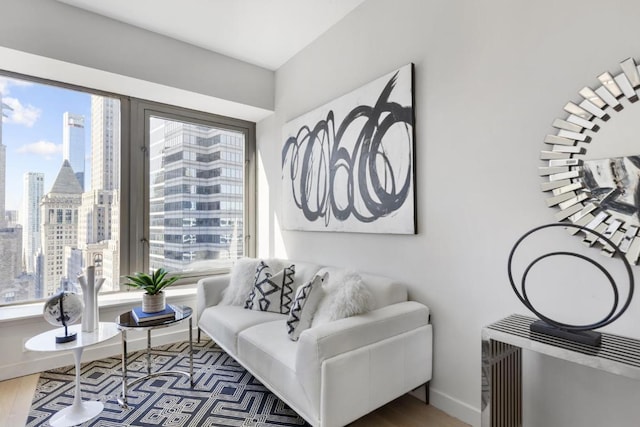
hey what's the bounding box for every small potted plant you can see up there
[124,268,180,313]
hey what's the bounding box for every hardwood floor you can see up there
[0,374,39,427]
[0,374,469,427]
[349,394,470,427]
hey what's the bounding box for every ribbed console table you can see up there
[481,314,640,427]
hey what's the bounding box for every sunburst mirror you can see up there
[541,56,640,264]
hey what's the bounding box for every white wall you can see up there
[0,0,274,115]
[256,0,640,426]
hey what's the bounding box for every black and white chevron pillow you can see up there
[244,261,296,314]
[286,272,328,341]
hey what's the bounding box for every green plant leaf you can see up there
[123,268,180,295]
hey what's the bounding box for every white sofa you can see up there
[196,259,433,427]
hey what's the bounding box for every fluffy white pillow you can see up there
[220,258,283,306]
[311,271,372,327]
[286,272,328,341]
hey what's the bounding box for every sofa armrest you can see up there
[296,301,429,365]
[295,301,432,423]
[196,273,230,321]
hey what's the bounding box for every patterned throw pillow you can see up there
[286,272,328,341]
[244,261,296,314]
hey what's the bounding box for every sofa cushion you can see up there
[237,320,317,424]
[359,272,408,309]
[199,305,285,354]
[315,268,408,310]
[244,261,296,314]
[288,260,323,289]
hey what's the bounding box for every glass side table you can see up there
[25,322,120,427]
[115,304,194,406]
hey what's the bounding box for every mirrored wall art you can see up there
[541,57,640,263]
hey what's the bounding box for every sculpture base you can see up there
[530,320,601,347]
[56,332,77,344]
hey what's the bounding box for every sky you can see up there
[0,76,92,211]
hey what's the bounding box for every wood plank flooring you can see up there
[350,394,470,427]
[0,374,39,427]
[0,374,469,427]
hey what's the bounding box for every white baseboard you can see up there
[0,325,193,380]
[429,387,480,427]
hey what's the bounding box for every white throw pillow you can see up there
[311,271,372,327]
[219,258,260,306]
[244,261,296,314]
[287,272,328,341]
[220,258,284,306]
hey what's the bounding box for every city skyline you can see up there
[0,77,91,211]
[0,74,245,305]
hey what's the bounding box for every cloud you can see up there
[0,77,33,96]
[17,140,62,159]
[2,97,41,127]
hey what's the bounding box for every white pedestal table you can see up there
[25,322,120,427]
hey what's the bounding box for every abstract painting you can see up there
[281,63,415,234]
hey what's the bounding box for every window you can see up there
[0,74,121,305]
[0,72,255,307]
[136,106,253,277]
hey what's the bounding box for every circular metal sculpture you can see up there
[43,291,84,343]
[508,223,634,346]
[540,57,640,264]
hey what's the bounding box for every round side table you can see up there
[25,322,119,427]
[116,305,193,406]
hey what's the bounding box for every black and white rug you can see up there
[28,339,310,426]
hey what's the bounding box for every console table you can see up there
[481,314,640,427]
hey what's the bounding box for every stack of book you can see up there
[132,305,176,324]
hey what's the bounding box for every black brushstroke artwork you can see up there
[282,71,413,228]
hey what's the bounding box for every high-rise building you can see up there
[0,95,25,303]
[5,210,18,226]
[63,247,83,292]
[77,96,120,291]
[34,249,44,299]
[22,172,44,273]
[0,95,13,229]
[91,96,120,191]
[148,119,244,272]
[41,160,82,296]
[62,112,85,190]
[78,190,115,245]
[0,226,24,303]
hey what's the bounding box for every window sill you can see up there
[0,285,197,323]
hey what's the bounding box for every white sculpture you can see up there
[78,266,106,332]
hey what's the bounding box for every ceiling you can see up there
[56,0,366,70]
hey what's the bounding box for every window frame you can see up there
[127,100,256,284]
[0,70,256,306]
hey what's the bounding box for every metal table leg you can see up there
[118,330,128,407]
[481,338,522,427]
[146,330,152,375]
[189,318,193,386]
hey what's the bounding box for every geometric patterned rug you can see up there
[27,339,310,426]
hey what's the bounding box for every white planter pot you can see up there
[142,292,166,313]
